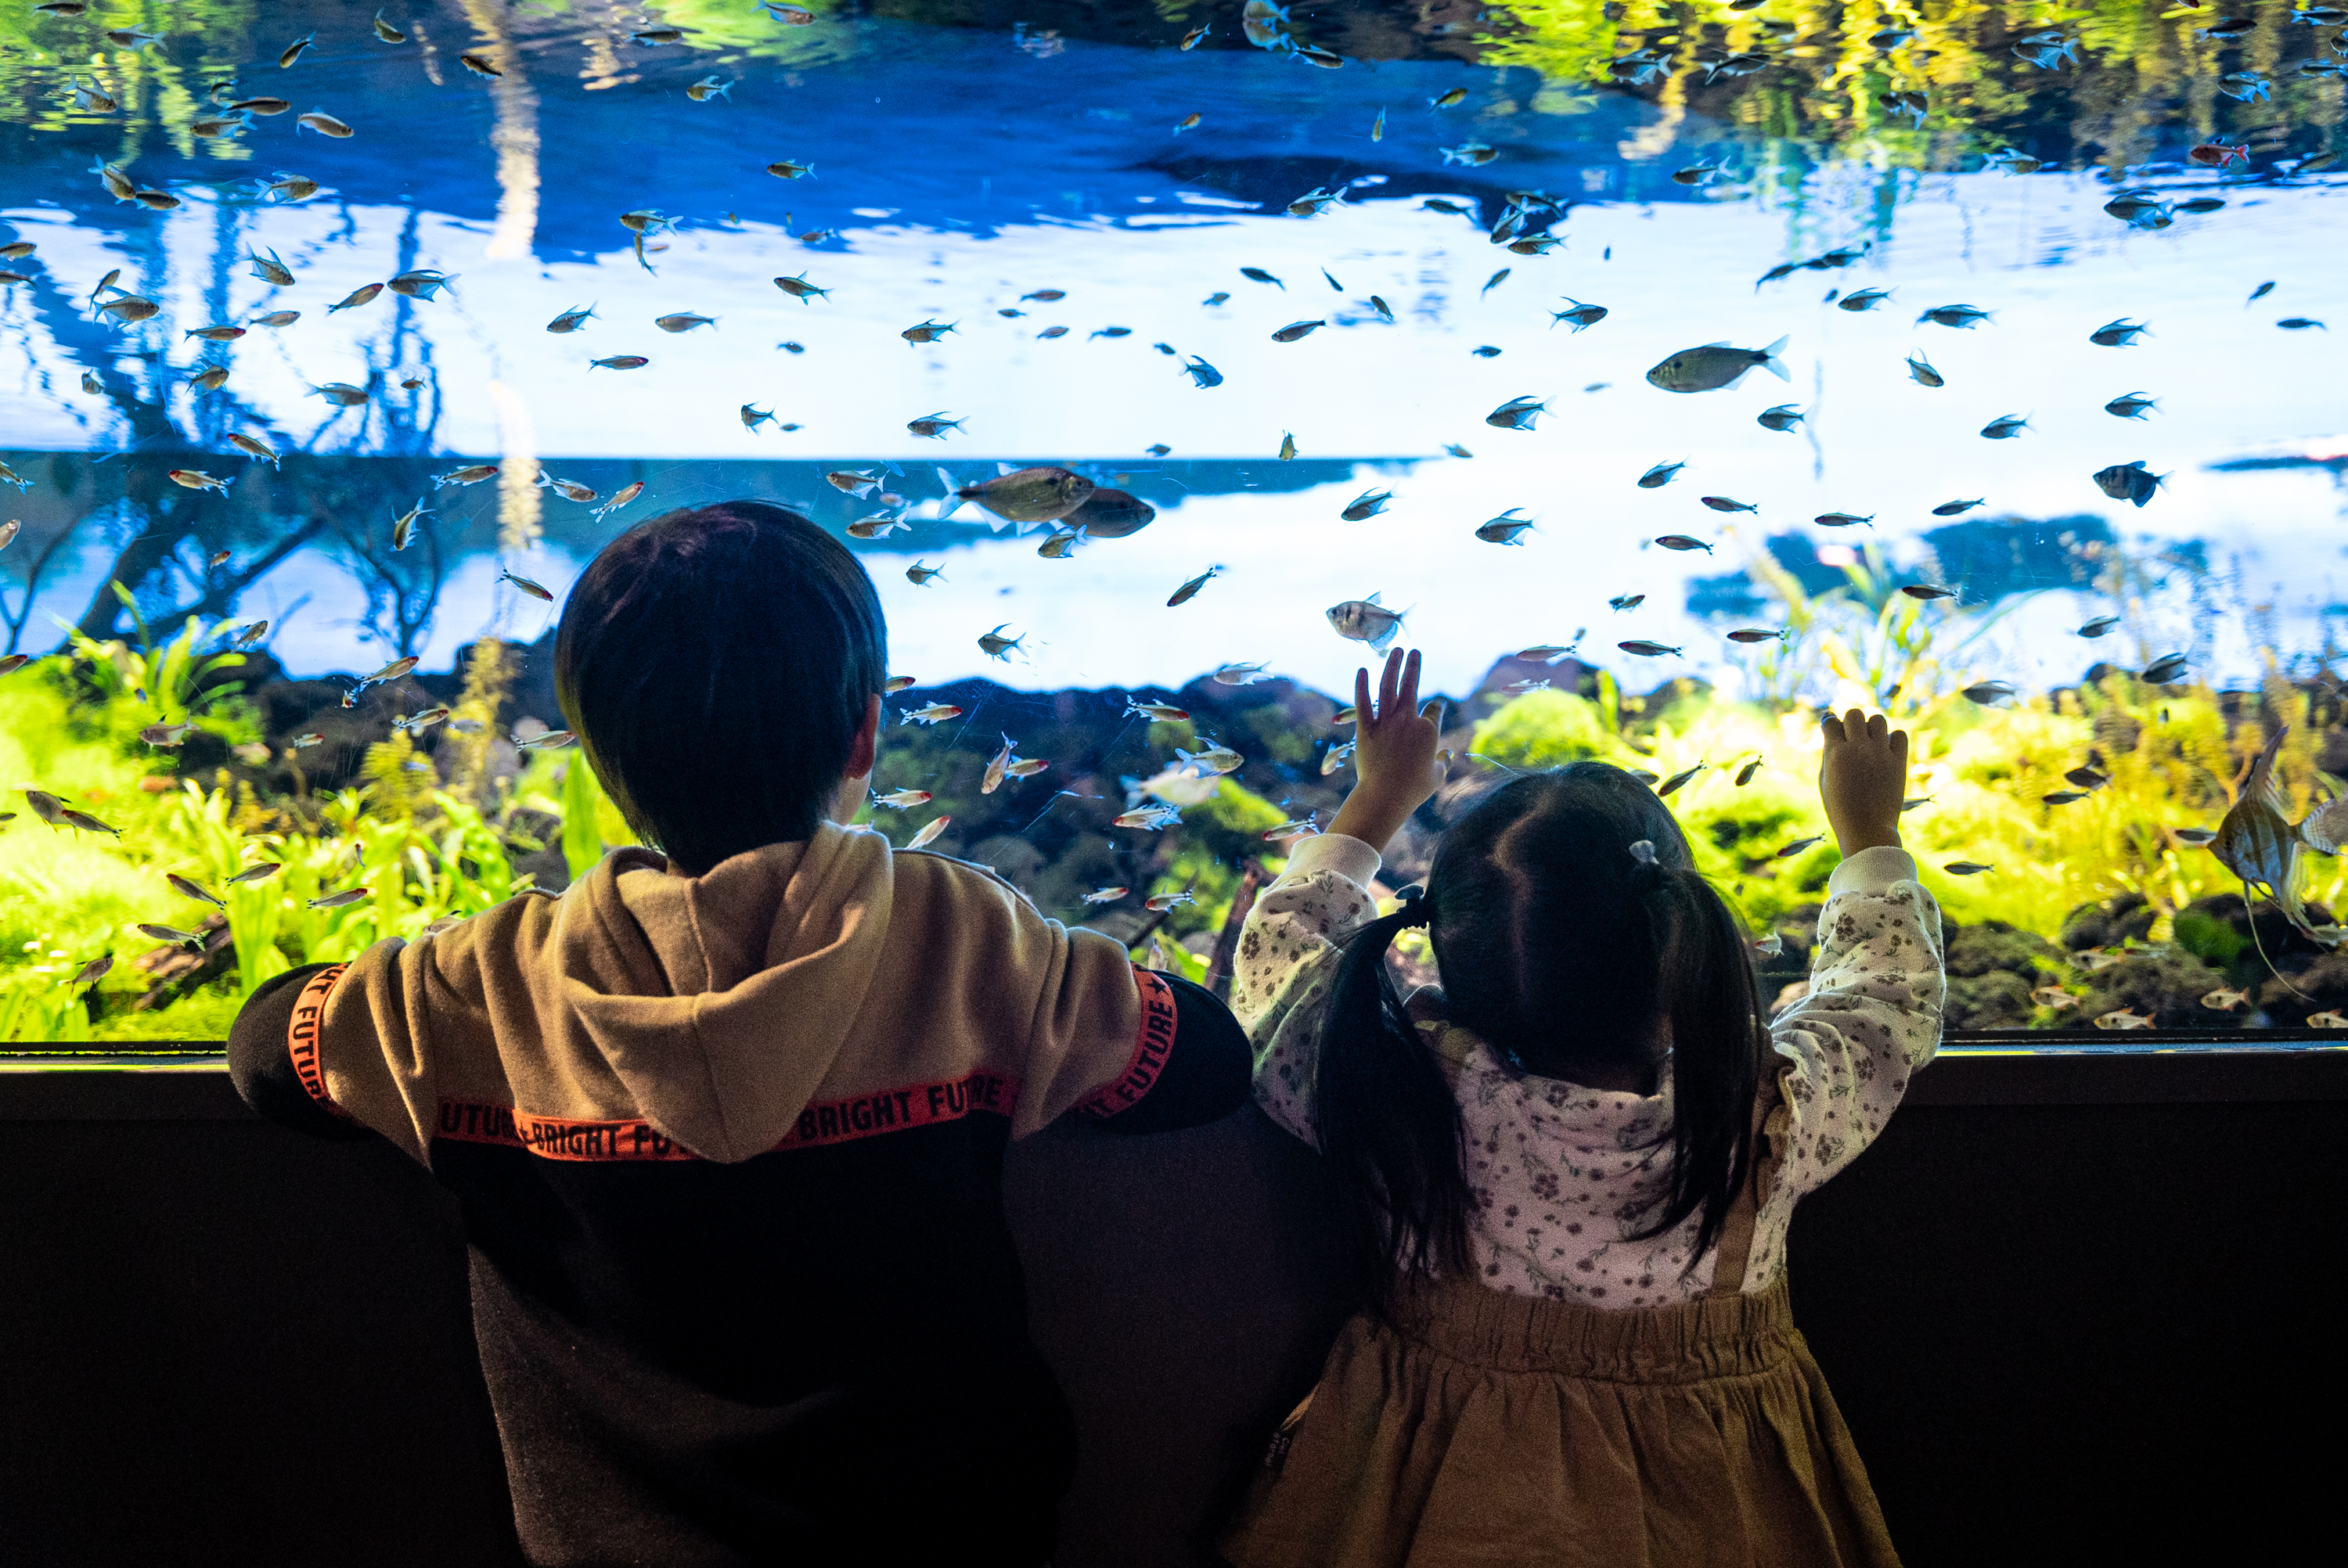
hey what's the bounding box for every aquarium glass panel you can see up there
[4,0,2348,1041]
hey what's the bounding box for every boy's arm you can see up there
[227,962,381,1143]
[1070,969,1252,1135]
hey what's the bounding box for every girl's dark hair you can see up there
[553,501,887,874]
[1315,763,1768,1322]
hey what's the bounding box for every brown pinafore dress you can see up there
[1216,1061,1901,1568]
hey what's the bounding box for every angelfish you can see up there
[2211,723,2348,947]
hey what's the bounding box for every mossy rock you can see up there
[2253,949,2348,1027]
[2059,893,2157,953]
[1946,969,2036,1030]
[1946,919,2062,980]
[2074,949,2239,1030]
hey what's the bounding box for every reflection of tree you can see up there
[330,491,448,660]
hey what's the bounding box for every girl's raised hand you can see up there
[1329,648,1447,854]
[1819,707,1907,855]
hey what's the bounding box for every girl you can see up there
[1218,649,1943,1568]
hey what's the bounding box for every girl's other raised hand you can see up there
[1328,648,1448,855]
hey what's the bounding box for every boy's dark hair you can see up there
[553,501,887,874]
[1315,763,1768,1323]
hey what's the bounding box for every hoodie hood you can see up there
[554,824,897,1162]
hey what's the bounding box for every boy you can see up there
[229,502,1253,1566]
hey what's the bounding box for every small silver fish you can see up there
[978,624,1027,660]
[1648,336,1788,393]
[906,412,964,439]
[2105,392,2159,419]
[1906,352,1944,387]
[1902,584,1957,601]
[1168,567,1220,607]
[1486,395,1547,431]
[1932,498,1986,516]
[1271,320,1325,343]
[1341,489,1393,522]
[1477,510,1536,545]
[2089,318,2152,347]
[500,569,553,602]
[906,560,945,586]
[1213,662,1271,685]
[2078,616,2121,638]
[1777,835,1824,858]
[1837,287,1894,313]
[686,75,734,102]
[434,463,499,488]
[899,703,963,725]
[1550,298,1607,332]
[1964,681,2018,703]
[1126,700,1191,722]
[1943,861,1994,876]
[1610,594,1645,612]
[874,789,932,809]
[1815,511,1874,528]
[1918,304,1993,329]
[297,110,355,138]
[1700,496,1758,513]
[307,888,371,910]
[1114,804,1183,829]
[1327,593,1406,651]
[1654,534,1712,552]
[1183,356,1224,388]
[1979,413,2030,440]
[1617,640,1681,656]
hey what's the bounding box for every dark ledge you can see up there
[5,1035,2343,1115]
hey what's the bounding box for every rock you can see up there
[2059,892,2157,952]
[1946,968,2036,1029]
[2073,948,2237,1030]
[1946,918,2062,980]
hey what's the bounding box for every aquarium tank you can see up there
[2,0,2346,1044]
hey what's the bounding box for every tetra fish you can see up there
[1815,512,1874,528]
[1932,498,1986,516]
[1550,298,1608,333]
[873,789,932,809]
[2089,318,2152,347]
[906,413,964,440]
[1610,594,1646,612]
[655,312,715,333]
[905,561,945,586]
[1700,496,1758,513]
[312,383,369,406]
[2094,1008,2152,1030]
[1214,662,1271,685]
[1618,640,1681,657]
[901,319,957,344]
[329,283,384,313]
[167,469,229,492]
[138,923,204,948]
[1902,584,1957,600]
[1655,534,1712,552]
[958,467,1093,523]
[687,76,734,102]
[978,625,1027,660]
[434,464,499,488]
[1777,835,1824,858]
[1477,511,1536,545]
[590,355,649,371]
[1341,489,1393,522]
[1126,699,1191,722]
[1727,629,1786,645]
[1271,320,1325,343]
[1486,395,1547,431]
[2091,461,2164,508]
[1183,357,1225,387]
[1327,593,1406,652]
[1943,861,1993,876]
[1756,404,1805,431]
[227,433,281,467]
[1906,352,1945,387]
[499,570,553,602]
[1979,413,2030,440]
[899,703,963,726]
[1115,804,1183,830]
[773,273,828,301]
[297,110,354,137]
[1647,336,1788,393]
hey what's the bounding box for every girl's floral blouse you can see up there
[1233,834,1945,1306]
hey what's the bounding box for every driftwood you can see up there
[128,912,234,1011]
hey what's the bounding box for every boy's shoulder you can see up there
[894,846,1047,918]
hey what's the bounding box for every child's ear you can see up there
[845,692,881,779]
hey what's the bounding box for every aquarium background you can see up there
[5,0,2348,1040]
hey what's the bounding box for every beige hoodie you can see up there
[290,822,1152,1167]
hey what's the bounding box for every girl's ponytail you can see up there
[1313,888,1475,1325]
[1622,864,1767,1265]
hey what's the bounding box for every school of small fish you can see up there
[9,5,2346,991]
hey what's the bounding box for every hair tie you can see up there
[1392,883,1431,929]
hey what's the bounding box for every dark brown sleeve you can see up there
[226,963,379,1143]
[1075,969,1252,1135]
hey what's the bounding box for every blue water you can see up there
[2,0,2346,698]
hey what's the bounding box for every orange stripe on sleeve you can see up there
[1076,965,1179,1120]
[286,963,357,1121]
[432,1067,1025,1163]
